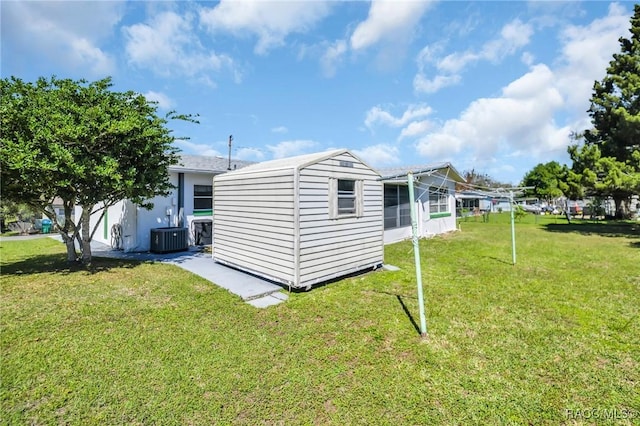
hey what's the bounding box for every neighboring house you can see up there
[212,149,384,290]
[79,154,254,252]
[456,190,513,215]
[378,163,464,244]
[47,197,71,225]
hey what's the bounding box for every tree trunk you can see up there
[57,230,78,263]
[80,207,93,265]
[613,196,629,219]
[51,200,79,263]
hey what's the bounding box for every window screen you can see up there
[384,185,411,229]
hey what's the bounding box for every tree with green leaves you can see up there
[520,161,564,203]
[457,168,512,191]
[1,76,196,264]
[567,5,640,219]
[0,200,38,233]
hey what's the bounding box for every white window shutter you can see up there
[328,177,337,219]
[356,180,364,217]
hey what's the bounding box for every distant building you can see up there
[378,163,464,244]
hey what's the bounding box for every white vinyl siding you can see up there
[213,170,297,282]
[297,154,382,288]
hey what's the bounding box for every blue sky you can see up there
[1,1,635,184]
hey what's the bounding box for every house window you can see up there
[194,185,212,216]
[384,185,411,229]
[329,178,363,218]
[429,188,450,216]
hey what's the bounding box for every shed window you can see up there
[329,178,363,219]
[384,185,411,229]
[194,185,212,215]
[429,188,449,214]
[338,179,356,215]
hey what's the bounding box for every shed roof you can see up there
[170,154,256,174]
[377,162,464,183]
[215,149,376,177]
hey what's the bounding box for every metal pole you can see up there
[227,134,233,170]
[510,190,516,265]
[408,172,428,337]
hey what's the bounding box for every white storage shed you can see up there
[212,149,384,290]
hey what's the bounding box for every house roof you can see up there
[377,162,464,183]
[215,149,376,177]
[170,154,256,174]
[456,190,511,200]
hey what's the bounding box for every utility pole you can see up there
[227,134,233,170]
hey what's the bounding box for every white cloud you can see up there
[482,19,534,62]
[235,147,266,162]
[350,1,433,51]
[321,39,348,77]
[554,2,631,111]
[175,139,222,157]
[199,1,332,55]
[267,140,318,159]
[70,38,114,76]
[144,91,173,110]
[1,1,122,76]
[413,3,634,176]
[271,126,288,134]
[399,120,432,140]
[123,11,235,82]
[415,18,534,94]
[365,104,433,129]
[436,51,479,74]
[413,73,461,94]
[416,64,566,161]
[353,144,401,167]
[521,52,535,66]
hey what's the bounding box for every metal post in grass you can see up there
[408,172,428,337]
[510,190,517,265]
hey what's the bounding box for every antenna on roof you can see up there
[227,134,233,170]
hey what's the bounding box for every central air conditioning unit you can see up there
[150,227,188,253]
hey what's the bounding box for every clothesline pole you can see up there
[408,172,428,338]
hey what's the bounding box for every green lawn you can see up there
[1,216,639,425]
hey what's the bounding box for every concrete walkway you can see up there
[3,234,288,308]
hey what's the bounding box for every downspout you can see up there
[293,166,301,290]
[178,173,184,227]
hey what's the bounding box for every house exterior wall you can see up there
[77,171,216,253]
[383,173,458,244]
[213,151,384,289]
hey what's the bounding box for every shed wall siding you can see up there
[297,154,383,287]
[213,171,297,283]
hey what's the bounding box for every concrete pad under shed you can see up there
[164,252,285,302]
[247,292,290,308]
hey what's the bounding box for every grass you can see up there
[1,216,639,425]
